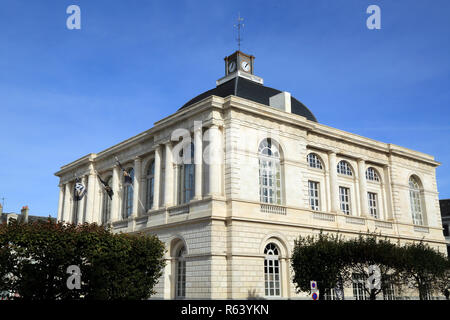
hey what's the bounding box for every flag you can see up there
[73,178,86,201]
[115,158,133,186]
[98,175,114,200]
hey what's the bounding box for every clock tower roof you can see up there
[179,51,317,122]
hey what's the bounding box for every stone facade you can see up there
[55,54,447,300]
[439,199,450,255]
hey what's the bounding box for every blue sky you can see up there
[0,0,449,217]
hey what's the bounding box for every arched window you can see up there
[175,246,186,299]
[178,143,195,204]
[366,167,380,182]
[101,176,112,224]
[146,160,155,210]
[337,160,353,176]
[259,139,282,205]
[264,243,281,297]
[123,168,134,219]
[409,176,424,225]
[307,153,323,169]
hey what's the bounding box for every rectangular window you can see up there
[368,192,378,219]
[178,164,195,205]
[323,288,337,300]
[308,181,320,211]
[382,276,396,300]
[264,257,281,297]
[259,159,281,205]
[410,189,423,225]
[339,187,351,215]
[176,260,186,298]
[352,273,367,300]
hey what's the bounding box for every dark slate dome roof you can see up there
[179,77,317,122]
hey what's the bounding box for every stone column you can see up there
[194,126,203,200]
[383,165,394,220]
[357,159,368,217]
[111,165,120,221]
[328,151,339,213]
[77,176,87,224]
[208,124,222,196]
[324,171,331,212]
[57,184,64,222]
[152,146,161,210]
[85,165,96,223]
[164,142,174,207]
[173,164,179,204]
[132,157,141,217]
[63,183,71,223]
[381,181,388,220]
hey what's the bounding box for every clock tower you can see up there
[217,50,264,86]
[225,51,254,75]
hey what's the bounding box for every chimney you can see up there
[269,91,291,113]
[0,203,2,215]
[21,206,29,223]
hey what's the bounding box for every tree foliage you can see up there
[291,231,449,300]
[397,241,448,300]
[291,232,350,300]
[344,235,403,300]
[0,219,166,300]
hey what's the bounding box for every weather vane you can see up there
[234,12,244,51]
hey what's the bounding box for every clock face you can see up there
[241,60,250,72]
[228,61,236,73]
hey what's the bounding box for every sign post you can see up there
[310,280,320,300]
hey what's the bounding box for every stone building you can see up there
[439,199,450,255]
[0,204,54,224]
[54,51,447,299]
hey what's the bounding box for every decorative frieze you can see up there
[312,212,335,222]
[260,204,286,215]
[345,216,366,225]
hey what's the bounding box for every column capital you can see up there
[327,149,338,156]
[87,163,96,175]
[207,121,223,130]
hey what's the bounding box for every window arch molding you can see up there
[259,233,290,258]
[169,235,189,258]
[337,160,354,177]
[365,167,381,183]
[408,173,425,189]
[307,152,325,170]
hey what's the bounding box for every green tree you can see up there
[398,241,448,300]
[0,219,166,300]
[344,234,403,300]
[291,232,350,300]
[435,259,450,300]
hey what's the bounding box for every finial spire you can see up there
[234,12,244,51]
